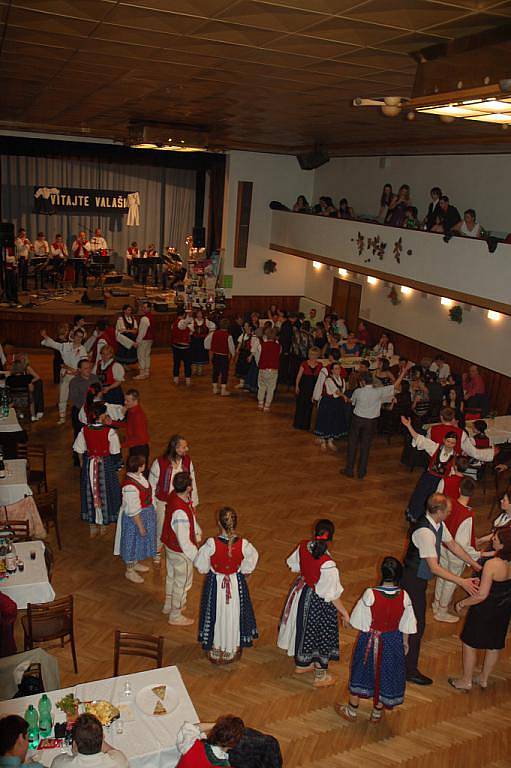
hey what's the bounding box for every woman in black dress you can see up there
[293,347,322,430]
[449,527,511,691]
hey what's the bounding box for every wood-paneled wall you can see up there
[364,319,511,415]
[228,295,300,317]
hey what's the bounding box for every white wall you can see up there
[303,261,511,375]
[222,151,312,296]
[312,154,511,234]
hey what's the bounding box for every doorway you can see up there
[330,278,361,333]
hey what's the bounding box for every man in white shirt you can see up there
[401,493,481,686]
[51,713,127,768]
[134,301,153,380]
[71,231,91,288]
[90,228,108,253]
[429,354,450,382]
[33,232,49,257]
[343,363,410,479]
[15,228,32,291]
[41,327,88,424]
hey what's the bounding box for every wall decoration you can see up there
[352,230,412,266]
[449,304,463,323]
[387,286,401,306]
[393,237,403,263]
[368,235,387,260]
[263,259,277,274]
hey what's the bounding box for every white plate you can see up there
[135,684,180,717]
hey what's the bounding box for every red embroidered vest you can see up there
[369,588,405,632]
[142,313,154,341]
[171,319,190,346]
[428,446,455,478]
[211,537,243,574]
[210,329,230,355]
[445,499,476,547]
[443,474,462,500]
[83,425,110,457]
[299,540,331,588]
[177,740,225,768]
[259,340,281,370]
[430,423,463,453]
[155,454,191,501]
[122,476,152,508]
[98,359,116,387]
[193,321,209,339]
[474,434,490,448]
[161,491,197,552]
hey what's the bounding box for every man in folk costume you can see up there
[134,301,154,380]
[73,402,122,537]
[149,434,199,565]
[427,406,476,454]
[125,241,139,277]
[114,389,150,466]
[94,344,125,405]
[254,326,281,412]
[171,307,194,386]
[41,327,87,424]
[71,230,91,288]
[176,717,245,768]
[15,228,32,291]
[401,493,482,686]
[204,319,236,397]
[433,477,484,623]
[401,415,495,522]
[161,470,201,626]
[89,319,117,366]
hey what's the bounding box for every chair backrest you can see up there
[27,595,74,643]
[9,520,31,542]
[16,443,28,460]
[113,630,164,677]
[34,489,58,518]
[27,445,46,470]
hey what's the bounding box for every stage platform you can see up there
[0,288,177,348]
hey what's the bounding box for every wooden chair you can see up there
[22,595,78,673]
[113,630,164,677]
[16,444,48,493]
[8,520,31,542]
[34,489,61,549]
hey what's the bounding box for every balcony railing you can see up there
[270,210,511,314]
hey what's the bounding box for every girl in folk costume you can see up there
[114,454,157,584]
[336,557,417,724]
[190,309,215,376]
[401,416,495,522]
[313,361,350,449]
[278,519,350,688]
[78,383,124,425]
[72,403,122,537]
[94,345,125,405]
[115,304,138,367]
[204,319,236,396]
[293,346,322,431]
[176,716,245,768]
[235,322,254,390]
[255,326,281,412]
[437,455,469,500]
[196,507,259,664]
[89,319,117,365]
[41,327,87,424]
[161,471,201,626]
[244,327,264,394]
[149,434,199,564]
[171,307,195,386]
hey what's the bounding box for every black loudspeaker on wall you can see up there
[0,222,15,249]
[192,226,205,248]
[296,146,330,171]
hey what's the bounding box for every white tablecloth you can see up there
[0,541,55,608]
[0,666,198,768]
[0,407,22,433]
[0,458,32,505]
[466,416,511,446]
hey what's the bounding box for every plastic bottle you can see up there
[38,694,52,738]
[24,704,40,749]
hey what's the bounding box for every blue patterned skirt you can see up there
[199,571,258,655]
[119,505,157,564]
[314,396,349,439]
[80,454,122,525]
[191,336,209,365]
[295,585,339,669]
[349,629,406,708]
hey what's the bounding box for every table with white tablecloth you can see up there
[0,458,32,506]
[0,495,46,539]
[0,540,54,608]
[0,665,199,768]
[466,416,511,446]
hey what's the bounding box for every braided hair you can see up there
[310,518,335,559]
[218,506,238,557]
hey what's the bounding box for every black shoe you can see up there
[406,671,433,686]
[357,473,366,479]
[342,468,354,477]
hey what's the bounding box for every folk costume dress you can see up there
[196,535,259,663]
[235,331,253,381]
[348,586,417,708]
[115,314,138,366]
[314,373,349,439]
[149,453,199,553]
[293,360,322,431]
[176,723,230,768]
[114,472,157,565]
[191,318,215,367]
[278,541,343,669]
[73,422,122,526]
[94,357,125,406]
[406,433,493,522]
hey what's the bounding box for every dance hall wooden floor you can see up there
[14,351,511,768]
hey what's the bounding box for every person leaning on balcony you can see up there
[452,209,484,239]
[438,195,461,234]
[292,195,311,214]
[385,184,411,227]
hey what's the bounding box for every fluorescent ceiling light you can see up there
[461,99,511,113]
[416,105,485,117]
[465,113,511,124]
[367,276,378,285]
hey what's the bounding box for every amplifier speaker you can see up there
[103,273,123,285]
[192,226,205,248]
[296,146,330,170]
[0,222,15,249]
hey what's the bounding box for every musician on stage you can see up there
[71,230,91,288]
[33,232,50,257]
[90,228,108,253]
[142,243,159,286]
[33,231,50,288]
[50,234,68,285]
[15,228,32,291]
[125,241,139,277]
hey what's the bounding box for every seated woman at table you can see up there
[176,716,245,767]
[373,332,394,360]
[340,333,361,357]
[72,402,123,537]
[196,506,259,664]
[6,353,44,421]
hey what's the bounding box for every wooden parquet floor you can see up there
[12,350,511,768]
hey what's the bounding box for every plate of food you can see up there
[83,700,120,726]
[135,684,180,717]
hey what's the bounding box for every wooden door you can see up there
[331,278,361,333]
